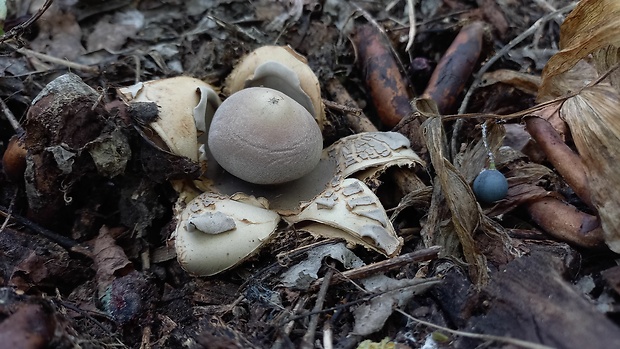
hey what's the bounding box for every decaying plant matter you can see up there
[0,0,620,348]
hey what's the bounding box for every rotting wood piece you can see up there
[433,243,620,348]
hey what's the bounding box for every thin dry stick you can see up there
[0,213,10,233]
[451,2,577,157]
[533,0,557,12]
[272,296,309,349]
[0,0,54,43]
[458,1,578,115]
[322,98,363,116]
[395,309,555,349]
[300,265,335,349]
[0,97,24,134]
[0,204,77,249]
[132,55,142,84]
[325,78,377,133]
[405,0,416,51]
[16,47,100,74]
[281,278,441,326]
[58,300,115,334]
[309,246,441,291]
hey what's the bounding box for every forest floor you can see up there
[0,0,619,348]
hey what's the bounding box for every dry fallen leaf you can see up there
[538,0,620,252]
[91,226,133,295]
[280,242,365,289]
[422,115,490,286]
[538,0,620,98]
[353,275,440,336]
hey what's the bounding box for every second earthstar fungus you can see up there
[118,45,425,276]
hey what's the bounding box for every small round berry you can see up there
[473,169,508,203]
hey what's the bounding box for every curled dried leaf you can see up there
[560,87,620,251]
[537,0,620,252]
[538,0,620,98]
[422,115,489,286]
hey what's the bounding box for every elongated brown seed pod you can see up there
[352,24,414,128]
[423,21,485,114]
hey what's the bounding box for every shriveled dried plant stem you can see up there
[309,246,440,291]
[16,47,100,74]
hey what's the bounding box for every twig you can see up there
[59,300,116,333]
[132,55,141,85]
[16,47,100,74]
[322,98,362,116]
[280,278,440,326]
[272,295,309,349]
[325,78,377,133]
[300,264,334,349]
[205,14,259,43]
[395,309,555,349]
[0,97,24,134]
[309,246,441,291]
[533,0,557,12]
[457,2,578,115]
[0,204,77,249]
[0,0,54,43]
[405,0,416,51]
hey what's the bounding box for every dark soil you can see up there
[0,1,618,348]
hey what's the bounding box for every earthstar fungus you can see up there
[117,47,425,276]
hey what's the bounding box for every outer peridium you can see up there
[224,45,325,130]
[118,76,221,161]
[174,192,281,276]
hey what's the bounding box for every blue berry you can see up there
[473,169,508,203]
